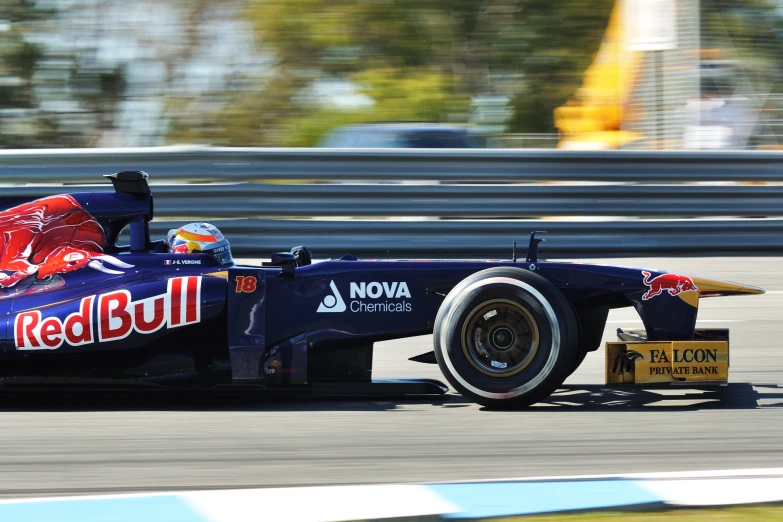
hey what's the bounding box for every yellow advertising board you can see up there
[606,340,728,385]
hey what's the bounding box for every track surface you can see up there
[0,257,782,498]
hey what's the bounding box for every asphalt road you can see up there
[0,257,781,498]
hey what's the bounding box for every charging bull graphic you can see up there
[0,195,133,288]
[641,271,698,301]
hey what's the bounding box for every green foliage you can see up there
[71,64,128,131]
[169,0,615,145]
[1,0,782,148]
[0,1,54,144]
[502,0,616,133]
[7,41,41,82]
[167,68,468,147]
[282,69,471,146]
[0,0,129,148]
[701,0,783,89]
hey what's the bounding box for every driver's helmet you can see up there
[167,223,234,266]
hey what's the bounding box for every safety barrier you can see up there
[1,147,782,257]
[144,219,783,257]
[4,183,782,219]
[1,146,782,182]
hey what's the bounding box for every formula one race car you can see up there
[0,172,765,408]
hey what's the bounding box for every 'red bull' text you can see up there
[14,276,201,350]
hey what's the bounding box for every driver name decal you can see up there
[15,276,201,350]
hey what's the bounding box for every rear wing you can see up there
[88,171,154,252]
[104,170,150,195]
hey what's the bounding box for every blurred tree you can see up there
[168,0,615,145]
[2,0,781,148]
[252,0,618,138]
[699,0,783,148]
[0,0,132,147]
[0,0,52,146]
[70,63,128,146]
[279,68,470,146]
[701,0,783,86]
[501,0,618,133]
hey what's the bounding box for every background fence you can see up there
[2,147,783,182]
[1,147,783,258]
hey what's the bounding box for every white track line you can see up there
[3,468,783,507]
[183,485,459,522]
[430,467,783,485]
[606,319,747,324]
[642,477,783,506]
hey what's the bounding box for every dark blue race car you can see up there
[0,172,764,408]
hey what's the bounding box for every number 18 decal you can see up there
[235,275,258,293]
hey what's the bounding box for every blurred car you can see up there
[318,123,488,148]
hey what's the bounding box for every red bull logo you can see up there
[641,271,699,301]
[14,276,201,350]
[0,195,133,288]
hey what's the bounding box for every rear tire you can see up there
[433,267,578,409]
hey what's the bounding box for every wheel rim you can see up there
[461,299,540,377]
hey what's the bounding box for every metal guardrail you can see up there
[147,219,783,257]
[0,146,782,182]
[1,182,782,257]
[2,183,782,219]
[1,147,783,257]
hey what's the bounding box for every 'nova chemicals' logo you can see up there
[317,280,412,313]
[317,280,347,313]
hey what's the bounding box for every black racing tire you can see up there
[433,267,579,409]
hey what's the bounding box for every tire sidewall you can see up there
[434,267,577,407]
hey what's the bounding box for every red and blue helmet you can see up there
[167,223,233,266]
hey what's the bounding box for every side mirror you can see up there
[263,252,297,277]
[289,245,313,267]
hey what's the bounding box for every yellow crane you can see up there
[554,0,645,149]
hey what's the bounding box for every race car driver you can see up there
[167,222,234,266]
